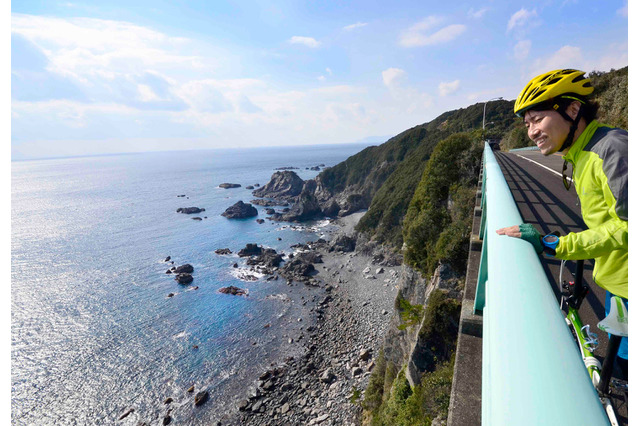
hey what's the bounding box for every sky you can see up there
[10,0,630,160]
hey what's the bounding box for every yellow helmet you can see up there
[514,69,594,117]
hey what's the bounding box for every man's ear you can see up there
[566,100,582,120]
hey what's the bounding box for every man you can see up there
[496,69,628,375]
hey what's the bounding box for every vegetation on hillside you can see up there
[362,290,460,425]
[403,133,481,278]
[354,101,512,248]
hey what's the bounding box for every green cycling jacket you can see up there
[556,120,628,299]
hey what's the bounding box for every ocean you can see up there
[11,143,371,425]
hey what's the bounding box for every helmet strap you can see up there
[557,103,583,152]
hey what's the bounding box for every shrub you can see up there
[395,295,425,330]
[403,133,478,277]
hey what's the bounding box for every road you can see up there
[495,149,627,424]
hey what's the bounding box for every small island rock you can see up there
[218,286,247,296]
[194,390,210,406]
[177,207,205,214]
[219,183,241,189]
[222,201,258,219]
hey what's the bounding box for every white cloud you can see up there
[399,18,466,48]
[532,45,584,73]
[507,8,538,33]
[11,13,210,107]
[514,40,532,61]
[525,43,627,83]
[12,14,192,71]
[312,85,362,96]
[344,22,368,31]
[10,13,446,159]
[136,84,161,102]
[174,78,264,114]
[468,8,488,19]
[288,36,321,48]
[382,68,406,88]
[439,80,460,96]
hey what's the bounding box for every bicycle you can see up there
[558,258,628,426]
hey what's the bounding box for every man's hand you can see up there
[496,223,544,254]
[496,225,522,238]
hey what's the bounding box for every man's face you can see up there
[523,109,571,156]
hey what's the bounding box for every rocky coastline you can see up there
[151,170,403,425]
[215,212,403,426]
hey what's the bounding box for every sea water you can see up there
[11,143,370,425]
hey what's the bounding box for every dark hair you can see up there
[555,96,599,123]
[580,99,599,123]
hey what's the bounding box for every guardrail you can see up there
[473,143,608,425]
[508,146,540,152]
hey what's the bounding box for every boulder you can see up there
[194,390,209,406]
[215,248,232,255]
[175,273,193,284]
[281,257,316,280]
[359,348,372,361]
[329,234,356,252]
[296,251,323,264]
[218,183,241,189]
[320,368,335,383]
[174,264,194,274]
[222,201,258,219]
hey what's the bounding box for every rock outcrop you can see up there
[174,264,194,274]
[175,273,194,284]
[252,171,304,201]
[381,263,462,387]
[266,191,322,222]
[245,248,284,268]
[222,201,258,219]
[238,243,264,257]
[219,286,248,296]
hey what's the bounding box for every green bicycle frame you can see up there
[566,306,601,381]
